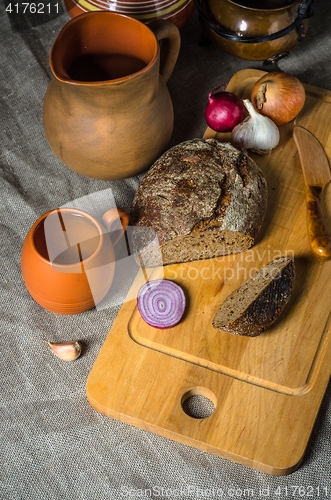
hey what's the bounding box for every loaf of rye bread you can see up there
[130,138,268,266]
[212,255,295,336]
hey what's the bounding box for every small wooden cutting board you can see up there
[86,69,331,475]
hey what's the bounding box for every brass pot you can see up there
[195,0,314,60]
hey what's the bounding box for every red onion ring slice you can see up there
[137,279,186,329]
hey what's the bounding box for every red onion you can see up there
[137,279,186,329]
[205,85,246,133]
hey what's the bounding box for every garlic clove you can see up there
[42,339,82,361]
[231,99,280,155]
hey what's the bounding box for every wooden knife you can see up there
[293,126,331,261]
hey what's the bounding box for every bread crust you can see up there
[130,139,268,265]
[212,256,295,336]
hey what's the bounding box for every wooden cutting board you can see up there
[86,69,331,475]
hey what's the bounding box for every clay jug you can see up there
[42,12,180,180]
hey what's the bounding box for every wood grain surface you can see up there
[86,69,331,476]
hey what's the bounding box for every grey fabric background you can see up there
[1,0,331,498]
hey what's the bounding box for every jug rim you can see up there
[49,11,159,85]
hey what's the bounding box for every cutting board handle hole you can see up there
[181,387,216,419]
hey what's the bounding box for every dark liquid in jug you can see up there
[68,53,147,82]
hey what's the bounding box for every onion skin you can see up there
[205,90,246,133]
[251,72,306,126]
[137,279,186,329]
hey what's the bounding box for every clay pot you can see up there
[195,0,314,60]
[43,12,180,180]
[63,0,195,30]
[21,207,129,314]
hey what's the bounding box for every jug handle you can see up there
[148,19,181,84]
[101,208,129,247]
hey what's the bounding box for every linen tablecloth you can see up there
[1,0,331,497]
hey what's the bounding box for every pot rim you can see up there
[30,208,106,270]
[219,0,302,12]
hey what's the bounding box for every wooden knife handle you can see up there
[306,185,331,261]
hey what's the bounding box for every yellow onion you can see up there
[251,72,306,126]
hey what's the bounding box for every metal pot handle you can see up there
[194,0,314,43]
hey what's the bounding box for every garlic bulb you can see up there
[231,99,280,155]
[42,339,82,361]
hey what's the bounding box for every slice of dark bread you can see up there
[212,255,295,336]
[130,138,268,267]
